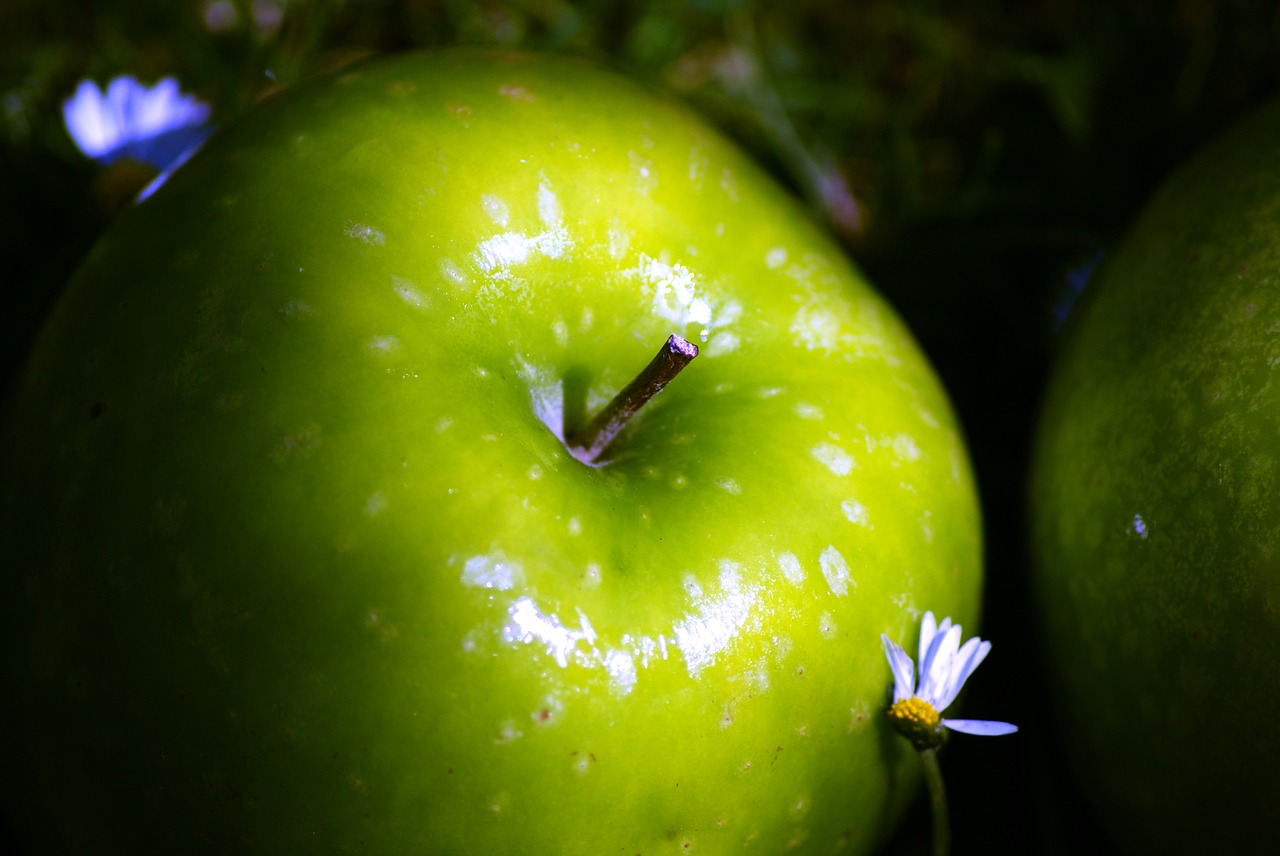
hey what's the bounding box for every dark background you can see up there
[5,1,1280,853]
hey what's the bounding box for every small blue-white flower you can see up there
[881,611,1017,749]
[62,75,213,194]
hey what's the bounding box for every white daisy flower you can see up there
[62,75,213,176]
[881,611,1017,749]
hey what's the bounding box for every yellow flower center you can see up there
[887,697,941,730]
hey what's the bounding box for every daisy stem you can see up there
[919,747,950,856]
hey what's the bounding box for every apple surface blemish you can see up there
[459,551,521,591]
[715,477,740,495]
[364,491,387,517]
[482,193,510,226]
[777,552,806,585]
[811,441,854,476]
[438,257,467,285]
[367,334,398,353]
[392,276,428,308]
[842,499,871,527]
[281,298,312,318]
[344,221,385,245]
[819,546,854,597]
[794,402,823,420]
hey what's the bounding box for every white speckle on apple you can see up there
[891,593,920,621]
[794,402,823,420]
[460,551,522,591]
[435,417,453,432]
[629,254,715,328]
[504,596,595,668]
[551,318,569,346]
[791,305,844,352]
[282,299,312,318]
[669,474,688,490]
[682,575,703,599]
[566,517,581,536]
[716,477,741,495]
[841,499,870,527]
[765,247,787,269]
[756,386,786,398]
[493,719,523,745]
[270,424,321,463]
[481,193,509,226]
[777,552,805,586]
[579,306,594,330]
[818,612,837,640]
[720,166,739,202]
[474,231,532,271]
[811,441,854,476]
[364,491,387,517]
[438,258,467,286]
[391,276,428,309]
[527,465,542,481]
[628,151,655,195]
[705,330,738,357]
[715,221,725,237]
[581,562,601,587]
[689,146,709,185]
[606,219,630,260]
[368,335,398,353]
[536,180,562,227]
[497,83,534,102]
[571,754,591,775]
[603,649,637,695]
[344,221,384,245]
[789,795,812,822]
[819,546,854,597]
[673,560,760,676]
[920,510,934,543]
[887,433,923,463]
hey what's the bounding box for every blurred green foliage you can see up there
[4,2,1280,853]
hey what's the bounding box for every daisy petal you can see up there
[942,718,1018,737]
[917,610,938,671]
[880,634,917,703]
[919,623,962,705]
[63,75,211,171]
[933,637,991,711]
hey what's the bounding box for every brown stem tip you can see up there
[567,333,699,465]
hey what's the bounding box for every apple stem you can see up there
[567,333,698,465]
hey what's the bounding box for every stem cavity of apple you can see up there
[567,333,698,466]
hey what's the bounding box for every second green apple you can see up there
[2,50,982,854]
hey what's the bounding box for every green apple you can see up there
[1030,104,1280,852]
[1,50,981,854]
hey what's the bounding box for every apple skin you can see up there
[1,50,981,854]
[1030,104,1280,853]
